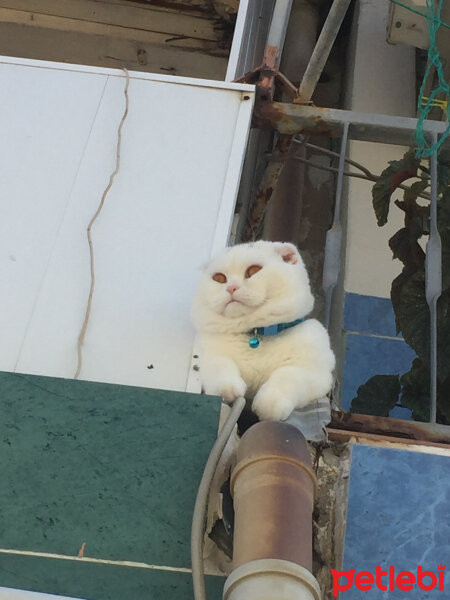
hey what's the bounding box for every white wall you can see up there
[0,56,254,391]
[344,0,416,298]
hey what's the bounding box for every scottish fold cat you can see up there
[191,241,335,421]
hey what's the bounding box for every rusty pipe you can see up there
[223,421,320,600]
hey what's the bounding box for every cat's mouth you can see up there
[225,298,243,310]
[224,297,245,313]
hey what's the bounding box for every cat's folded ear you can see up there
[273,242,299,264]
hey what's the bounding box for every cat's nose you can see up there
[227,284,239,294]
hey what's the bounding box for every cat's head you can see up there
[192,241,314,333]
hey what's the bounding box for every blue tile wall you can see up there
[342,333,416,412]
[344,293,398,337]
[341,293,417,418]
[341,444,450,599]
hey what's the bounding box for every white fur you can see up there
[191,241,335,421]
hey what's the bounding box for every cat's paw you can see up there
[215,376,247,404]
[252,387,296,421]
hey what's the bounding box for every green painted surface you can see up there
[0,371,223,597]
[0,554,225,600]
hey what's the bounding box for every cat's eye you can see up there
[245,265,262,278]
[212,272,227,284]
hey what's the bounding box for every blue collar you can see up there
[248,317,306,348]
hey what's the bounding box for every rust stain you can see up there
[245,95,344,239]
[244,133,293,240]
[253,100,343,138]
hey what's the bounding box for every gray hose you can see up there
[191,396,246,600]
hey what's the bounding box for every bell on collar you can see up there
[249,336,260,349]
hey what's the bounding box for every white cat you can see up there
[191,241,335,421]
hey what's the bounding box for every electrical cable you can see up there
[75,69,130,379]
[191,396,246,600]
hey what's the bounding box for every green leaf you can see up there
[438,188,450,289]
[389,227,425,266]
[372,151,420,226]
[438,148,450,191]
[403,178,429,203]
[437,290,450,382]
[399,359,450,425]
[392,272,450,382]
[391,269,428,344]
[351,375,401,416]
[399,358,430,422]
[436,375,450,424]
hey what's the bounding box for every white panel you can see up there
[0,57,254,390]
[0,64,106,370]
[387,0,428,50]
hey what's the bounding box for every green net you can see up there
[391,0,450,158]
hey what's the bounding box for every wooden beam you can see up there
[0,7,228,55]
[330,410,450,445]
[328,428,450,452]
[0,21,227,76]
[0,0,224,42]
[132,0,213,15]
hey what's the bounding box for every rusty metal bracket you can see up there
[234,45,297,102]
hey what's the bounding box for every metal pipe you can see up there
[426,134,442,423]
[257,0,294,102]
[255,101,449,145]
[266,0,294,67]
[224,421,320,600]
[323,121,349,328]
[296,0,352,104]
[241,0,295,240]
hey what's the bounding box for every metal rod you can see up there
[426,134,442,424]
[241,0,294,240]
[256,102,448,146]
[323,122,349,328]
[266,0,294,67]
[296,0,352,104]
